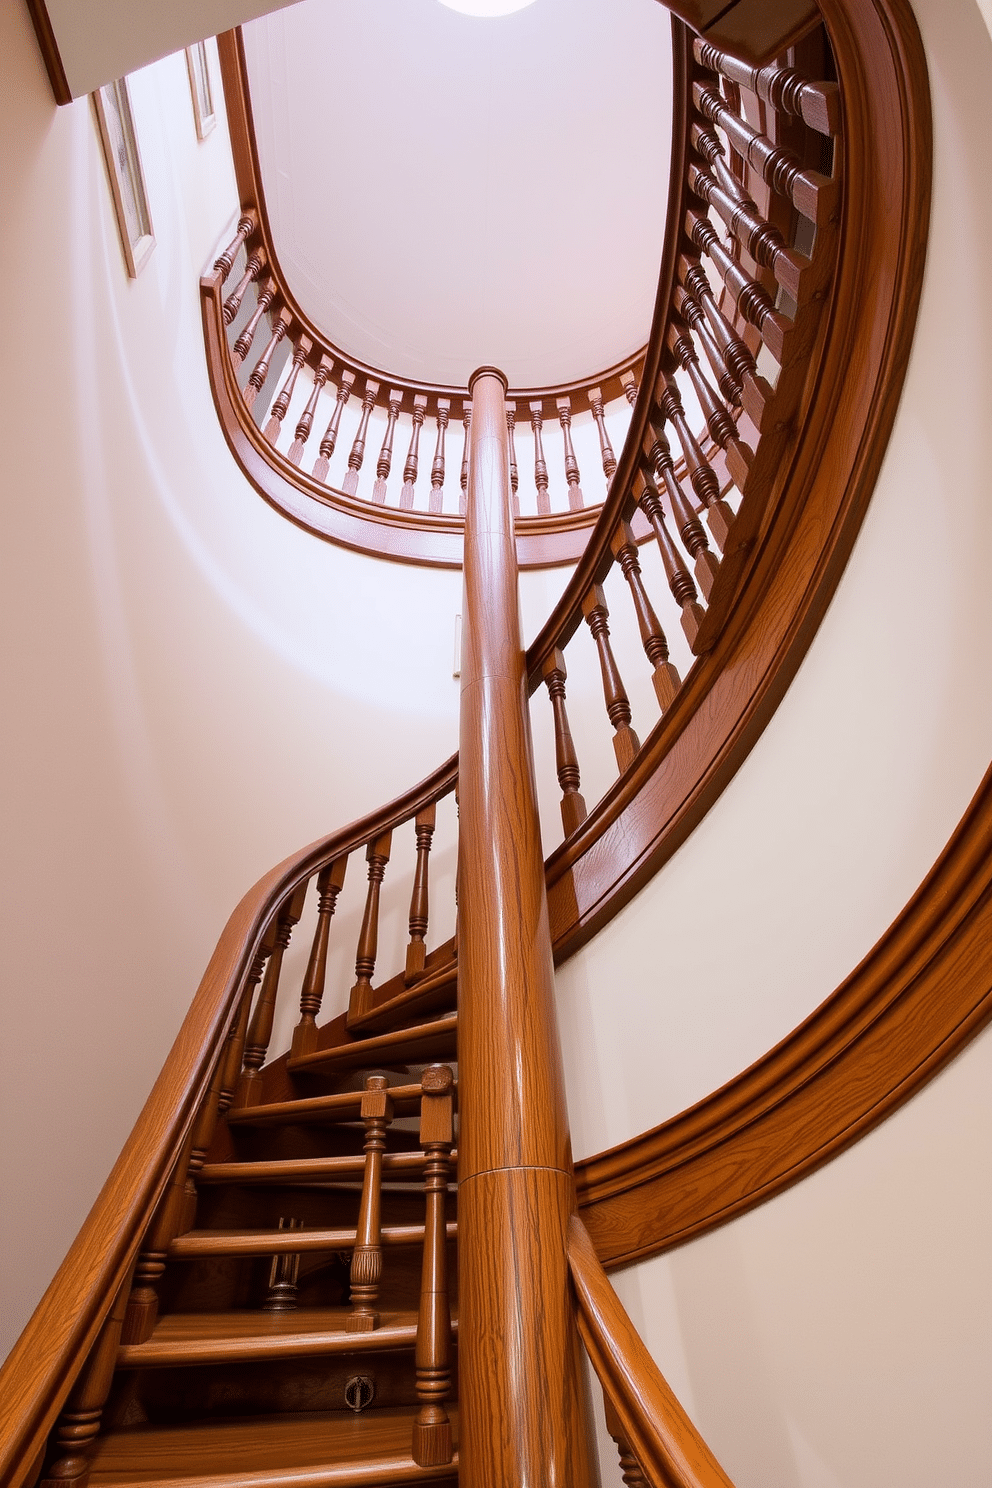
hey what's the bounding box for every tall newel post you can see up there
[457,367,599,1488]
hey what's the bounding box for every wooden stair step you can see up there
[170,1221,457,1258]
[225,1083,423,1128]
[118,1307,441,1368]
[198,1151,435,1185]
[287,1014,458,1075]
[88,1405,459,1487]
[347,958,458,1036]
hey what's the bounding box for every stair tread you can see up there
[198,1151,430,1184]
[89,1406,459,1487]
[226,1083,423,1128]
[119,1308,432,1367]
[347,958,457,1035]
[170,1222,456,1257]
[288,1013,458,1074]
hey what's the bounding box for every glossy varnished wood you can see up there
[117,1308,425,1368]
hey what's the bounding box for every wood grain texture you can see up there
[117,1308,424,1369]
[24,0,72,105]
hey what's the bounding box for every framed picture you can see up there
[92,77,155,277]
[186,40,216,140]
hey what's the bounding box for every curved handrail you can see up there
[568,1214,736,1488]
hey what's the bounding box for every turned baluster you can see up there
[529,402,551,515]
[555,396,584,510]
[347,831,392,1020]
[121,1135,196,1345]
[234,883,307,1108]
[342,379,380,496]
[213,212,254,281]
[263,334,312,445]
[686,210,790,361]
[644,413,719,598]
[372,388,403,504]
[243,308,291,411]
[405,803,437,982]
[689,159,805,299]
[223,248,265,326]
[668,320,753,504]
[459,402,472,516]
[692,81,835,222]
[582,584,640,772]
[620,370,638,408]
[587,386,617,481]
[691,119,750,208]
[679,261,771,415]
[604,1396,649,1488]
[429,399,449,513]
[412,1064,455,1467]
[692,38,841,136]
[313,369,356,483]
[263,1217,303,1311]
[291,856,348,1059]
[541,648,588,835]
[506,402,520,518]
[40,1281,130,1488]
[288,354,332,466]
[181,1047,231,1230]
[232,279,274,366]
[347,1075,394,1332]
[611,521,682,711]
[659,376,730,558]
[400,394,428,509]
[636,470,706,649]
[217,934,274,1112]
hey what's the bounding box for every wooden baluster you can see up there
[506,401,520,518]
[668,320,753,504]
[689,159,805,299]
[644,413,719,599]
[556,395,584,510]
[342,379,380,496]
[39,1280,130,1488]
[691,119,750,208]
[292,857,348,1059]
[620,370,638,408]
[372,388,403,504]
[582,584,640,772]
[223,248,265,326]
[541,648,588,835]
[692,37,841,136]
[692,80,836,222]
[347,1075,394,1332]
[217,932,274,1113]
[313,369,356,483]
[459,401,471,516]
[686,209,790,360]
[263,1217,303,1311]
[347,832,392,1021]
[232,279,274,366]
[180,1047,230,1231]
[234,883,307,1108]
[412,1064,454,1467]
[610,521,682,711]
[636,469,706,649]
[604,1396,649,1488]
[679,260,774,420]
[587,386,617,482]
[400,394,428,509]
[263,334,312,445]
[529,401,551,515]
[674,281,741,409]
[243,308,291,412]
[288,354,332,466]
[429,399,449,513]
[121,1135,195,1345]
[659,375,730,562]
[405,804,437,983]
[213,212,254,281]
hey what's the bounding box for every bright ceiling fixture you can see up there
[437,0,539,16]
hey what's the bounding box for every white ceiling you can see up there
[242,0,673,388]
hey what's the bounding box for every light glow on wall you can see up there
[437,0,538,15]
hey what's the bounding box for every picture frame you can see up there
[92,77,155,278]
[185,40,216,140]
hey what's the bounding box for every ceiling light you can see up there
[437,0,539,16]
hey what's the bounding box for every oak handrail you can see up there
[567,1214,737,1488]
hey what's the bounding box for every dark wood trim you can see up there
[25,0,72,106]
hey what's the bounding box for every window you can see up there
[92,77,155,277]
[186,41,216,140]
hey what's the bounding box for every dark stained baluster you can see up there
[610,521,682,711]
[288,354,332,466]
[620,370,638,409]
[243,308,291,412]
[429,399,449,513]
[529,402,551,515]
[582,584,640,772]
[506,401,520,518]
[39,1281,130,1488]
[604,1396,649,1488]
[263,1217,302,1311]
[348,831,393,1021]
[587,386,617,482]
[686,210,790,360]
[263,334,312,445]
[659,376,730,560]
[459,402,472,517]
[213,212,255,281]
[692,81,836,222]
[691,120,750,208]
[693,37,841,136]
[401,394,428,509]
[644,413,719,598]
[373,388,403,504]
[342,379,380,496]
[291,856,348,1059]
[679,262,773,418]
[347,1075,394,1332]
[313,370,356,483]
[689,160,805,299]
[223,248,265,326]
[406,803,437,983]
[412,1064,455,1467]
[556,396,584,510]
[234,884,307,1108]
[541,648,588,835]
[668,321,753,507]
[636,470,706,649]
[232,279,274,367]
